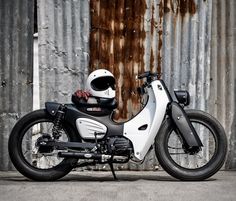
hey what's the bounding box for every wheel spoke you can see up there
[169,153,187,155]
[167,120,217,170]
[21,120,69,170]
[168,146,183,150]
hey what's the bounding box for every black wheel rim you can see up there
[166,119,218,170]
[19,119,70,170]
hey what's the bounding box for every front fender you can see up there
[169,102,203,148]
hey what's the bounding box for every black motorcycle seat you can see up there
[71,94,118,110]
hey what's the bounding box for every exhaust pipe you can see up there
[58,152,111,161]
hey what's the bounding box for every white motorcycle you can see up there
[8,71,227,181]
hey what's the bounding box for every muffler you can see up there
[58,152,111,161]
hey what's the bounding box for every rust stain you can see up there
[157,30,163,77]
[163,0,197,16]
[178,0,197,16]
[150,2,155,73]
[164,0,171,13]
[150,3,155,37]
[90,0,146,120]
[157,0,164,77]
[147,1,164,76]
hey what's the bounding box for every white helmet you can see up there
[86,69,116,99]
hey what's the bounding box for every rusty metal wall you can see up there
[90,0,146,120]
[38,0,90,104]
[89,0,213,120]
[89,0,236,170]
[90,0,164,121]
[0,0,34,170]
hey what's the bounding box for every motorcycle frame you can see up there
[123,80,170,160]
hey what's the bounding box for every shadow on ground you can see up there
[0,171,216,183]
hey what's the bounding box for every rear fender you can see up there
[45,102,61,116]
[169,102,203,148]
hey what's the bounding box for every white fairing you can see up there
[76,118,107,139]
[124,80,170,160]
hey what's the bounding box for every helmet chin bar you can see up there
[103,87,116,99]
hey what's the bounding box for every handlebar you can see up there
[136,71,159,96]
[137,71,159,82]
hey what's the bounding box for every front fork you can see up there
[168,102,203,154]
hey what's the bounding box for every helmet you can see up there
[86,69,116,99]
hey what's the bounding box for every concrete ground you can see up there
[0,170,235,201]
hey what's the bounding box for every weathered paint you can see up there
[38,0,90,105]
[0,0,34,170]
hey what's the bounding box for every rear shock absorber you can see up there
[52,105,65,139]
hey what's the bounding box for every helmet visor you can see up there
[91,76,115,91]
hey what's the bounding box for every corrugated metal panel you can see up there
[38,0,90,104]
[210,0,236,169]
[162,0,212,111]
[0,0,34,170]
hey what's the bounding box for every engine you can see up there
[106,137,133,156]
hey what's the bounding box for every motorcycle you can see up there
[8,71,227,181]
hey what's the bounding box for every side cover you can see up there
[63,104,124,140]
[170,102,203,148]
[76,118,107,139]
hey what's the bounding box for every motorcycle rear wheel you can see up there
[155,110,227,181]
[8,109,79,181]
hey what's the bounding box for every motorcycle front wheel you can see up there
[8,109,79,181]
[155,110,227,181]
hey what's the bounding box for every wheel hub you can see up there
[183,145,201,155]
[36,134,54,153]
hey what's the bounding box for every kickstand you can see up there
[109,163,118,181]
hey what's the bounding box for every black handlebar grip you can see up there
[137,71,151,79]
[137,71,158,80]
